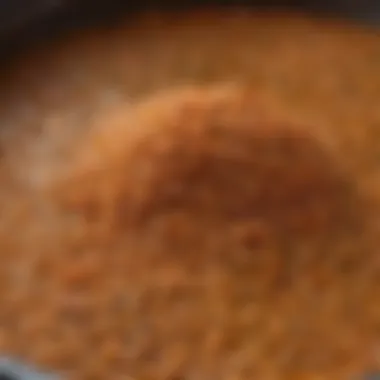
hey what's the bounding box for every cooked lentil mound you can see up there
[0,9,380,380]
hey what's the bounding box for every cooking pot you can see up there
[0,0,379,43]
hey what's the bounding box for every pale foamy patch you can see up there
[1,89,131,194]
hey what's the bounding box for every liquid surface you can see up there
[0,9,380,380]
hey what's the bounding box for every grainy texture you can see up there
[0,9,380,380]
